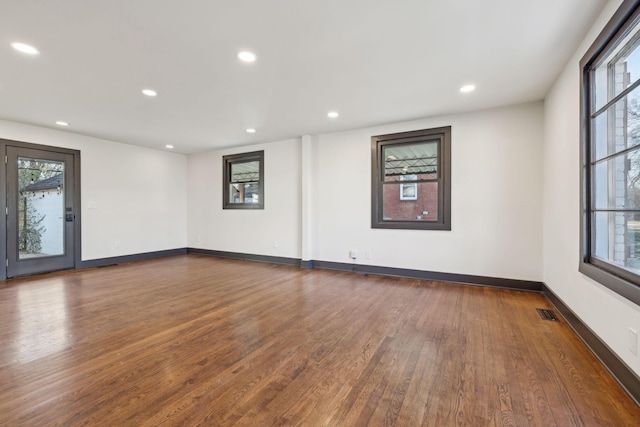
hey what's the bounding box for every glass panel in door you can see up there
[17,157,65,259]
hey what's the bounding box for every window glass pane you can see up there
[594,17,640,111]
[243,183,259,203]
[592,84,640,160]
[383,141,438,182]
[382,182,439,221]
[229,183,239,203]
[230,160,259,183]
[229,183,260,204]
[593,149,640,209]
[593,211,640,273]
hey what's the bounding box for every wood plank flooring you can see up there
[0,254,638,426]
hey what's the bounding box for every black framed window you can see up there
[371,127,451,230]
[223,150,264,209]
[580,0,640,304]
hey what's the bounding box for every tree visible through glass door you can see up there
[17,157,65,259]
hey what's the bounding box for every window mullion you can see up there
[591,143,640,164]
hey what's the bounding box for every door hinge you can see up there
[5,259,8,268]
[4,155,7,164]
[5,207,7,216]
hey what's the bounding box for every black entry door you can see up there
[6,146,76,277]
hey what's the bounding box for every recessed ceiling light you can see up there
[238,51,256,63]
[460,84,476,93]
[55,121,69,126]
[246,128,256,133]
[142,89,157,97]
[165,144,174,149]
[327,111,339,118]
[11,42,39,55]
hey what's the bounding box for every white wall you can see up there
[543,0,640,375]
[187,104,543,282]
[187,138,301,259]
[0,120,188,260]
[312,103,544,281]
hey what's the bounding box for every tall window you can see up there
[223,150,264,209]
[581,0,640,303]
[371,127,451,230]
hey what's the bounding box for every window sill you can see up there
[579,260,640,305]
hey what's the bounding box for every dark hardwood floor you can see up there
[0,254,638,426]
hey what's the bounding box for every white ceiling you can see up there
[0,0,607,154]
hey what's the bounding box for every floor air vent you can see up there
[537,308,559,321]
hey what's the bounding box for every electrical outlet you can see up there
[114,240,121,248]
[273,240,279,248]
[628,327,638,355]
[365,250,372,260]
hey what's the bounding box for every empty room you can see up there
[2,0,640,425]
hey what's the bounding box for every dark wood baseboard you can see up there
[312,260,544,292]
[300,260,314,269]
[543,286,640,406]
[187,248,301,266]
[185,249,543,291]
[78,248,187,269]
